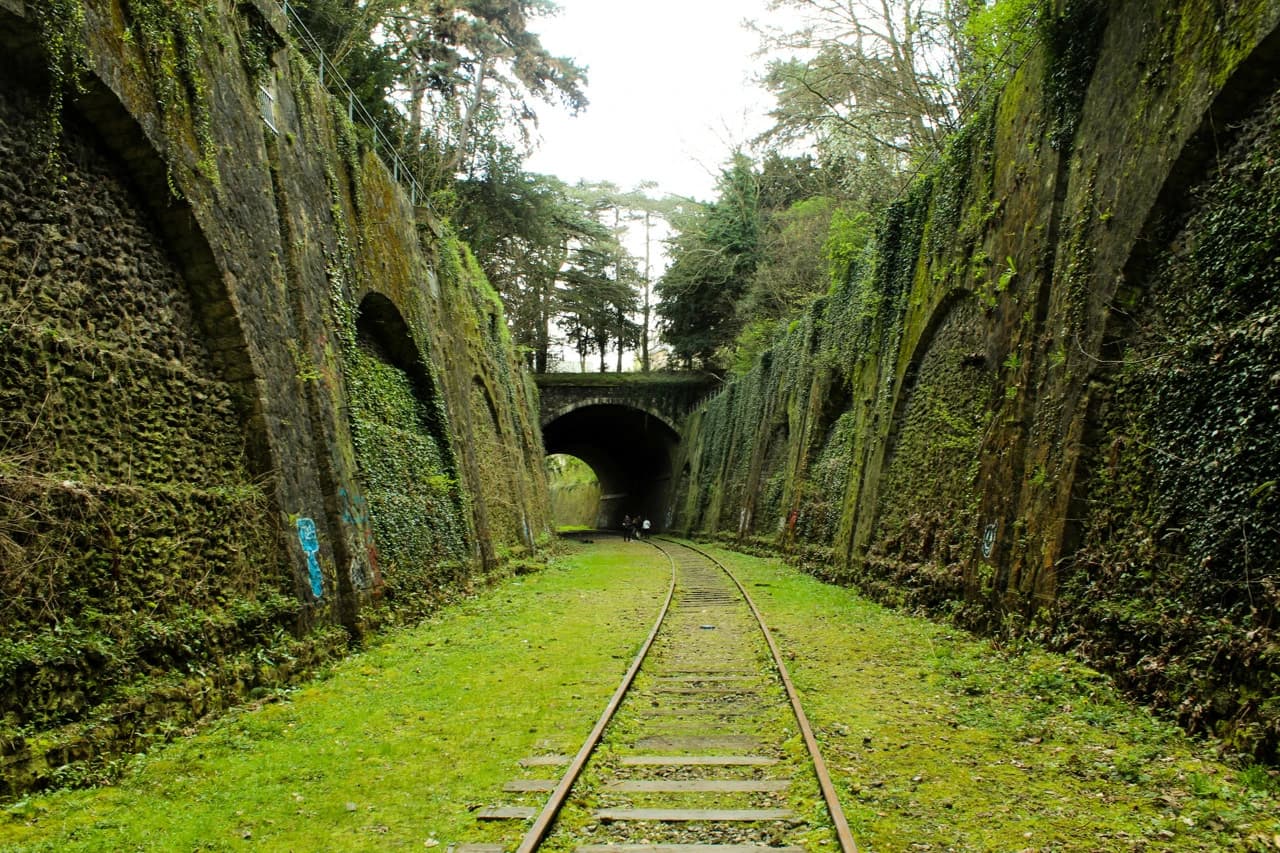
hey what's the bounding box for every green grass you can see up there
[0,539,670,852]
[5,540,1279,852]
[697,543,1280,851]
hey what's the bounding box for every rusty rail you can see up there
[513,539,678,853]
[513,534,856,851]
[674,537,859,853]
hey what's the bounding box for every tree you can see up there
[558,241,638,372]
[742,196,837,325]
[379,0,588,190]
[285,0,407,144]
[728,195,873,372]
[290,0,588,194]
[456,166,609,372]
[658,149,876,374]
[753,0,972,205]
[569,182,683,372]
[656,154,762,370]
[741,154,846,328]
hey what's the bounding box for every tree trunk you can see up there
[534,272,549,373]
[642,210,651,372]
[613,205,624,372]
[444,53,492,179]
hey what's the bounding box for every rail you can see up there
[277,0,429,210]
[514,539,678,852]
[677,537,859,852]
[506,534,856,851]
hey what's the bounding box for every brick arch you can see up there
[347,290,472,583]
[541,403,681,531]
[52,53,271,474]
[1057,16,1280,586]
[473,375,505,437]
[355,293,444,424]
[0,27,270,506]
[863,292,989,601]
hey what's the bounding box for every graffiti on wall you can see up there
[295,517,323,598]
[339,486,382,591]
[981,522,997,559]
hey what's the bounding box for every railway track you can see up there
[460,536,856,853]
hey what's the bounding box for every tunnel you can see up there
[541,403,680,531]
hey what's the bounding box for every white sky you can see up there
[524,1,802,370]
[526,0,784,203]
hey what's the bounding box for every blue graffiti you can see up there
[296,517,323,598]
[338,487,379,591]
[338,488,373,530]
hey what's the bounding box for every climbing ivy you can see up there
[30,0,88,168]
[236,5,275,86]
[1040,0,1108,152]
[33,0,223,187]
[346,341,470,612]
[1059,88,1280,761]
[122,0,222,187]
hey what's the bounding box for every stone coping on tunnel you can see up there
[532,371,721,388]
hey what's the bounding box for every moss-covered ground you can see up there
[3,539,1278,851]
[699,544,1280,851]
[0,540,670,851]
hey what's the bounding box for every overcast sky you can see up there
[526,0,783,203]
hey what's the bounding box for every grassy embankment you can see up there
[0,540,670,852]
[3,539,1278,851]
[700,544,1280,851]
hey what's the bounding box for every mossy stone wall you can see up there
[0,70,310,797]
[1059,86,1280,759]
[0,0,550,797]
[671,0,1280,760]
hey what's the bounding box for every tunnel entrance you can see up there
[541,404,679,532]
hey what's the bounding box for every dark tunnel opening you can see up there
[541,404,679,532]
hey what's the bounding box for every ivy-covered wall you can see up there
[0,0,550,797]
[1059,86,1280,760]
[670,0,1280,761]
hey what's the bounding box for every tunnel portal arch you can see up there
[541,403,680,531]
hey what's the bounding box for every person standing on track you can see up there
[621,514,633,541]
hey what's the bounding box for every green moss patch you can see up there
[700,544,1280,850]
[0,539,669,851]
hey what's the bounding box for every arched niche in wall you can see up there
[354,292,448,442]
[468,374,530,546]
[793,374,856,548]
[865,293,990,600]
[347,292,470,598]
[1065,22,1280,584]
[0,32,285,732]
[1050,26,1280,760]
[751,420,790,537]
[1061,35,1280,678]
